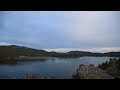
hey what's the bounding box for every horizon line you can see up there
[0,44,120,53]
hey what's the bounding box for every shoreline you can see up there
[0,57,120,79]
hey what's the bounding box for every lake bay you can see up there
[0,57,118,79]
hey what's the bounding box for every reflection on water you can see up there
[0,57,118,79]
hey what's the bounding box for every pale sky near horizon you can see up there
[0,11,120,52]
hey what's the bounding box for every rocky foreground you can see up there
[72,64,114,79]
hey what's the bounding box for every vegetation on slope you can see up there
[98,58,120,79]
[1,45,120,59]
[0,45,81,59]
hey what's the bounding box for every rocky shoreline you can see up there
[23,64,115,79]
[24,64,115,79]
[15,63,118,79]
[72,64,114,79]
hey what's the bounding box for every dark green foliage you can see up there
[98,58,119,70]
[98,62,108,70]
[118,58,120,63]
[98,58,120,79]
[117,58,120,69]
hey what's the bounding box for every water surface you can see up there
[0,57,117,79]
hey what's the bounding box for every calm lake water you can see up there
[0,57,118,79]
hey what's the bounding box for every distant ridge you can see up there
[0,45,120,59]
[0,45,48,59]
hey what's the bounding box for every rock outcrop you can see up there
[73,64,114,79]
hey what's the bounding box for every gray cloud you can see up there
[0,11,120,52]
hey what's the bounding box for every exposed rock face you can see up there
[73,64,114,79]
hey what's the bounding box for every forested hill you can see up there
[0,45,48,59]
[0,45,120,59]
[67,51,120,57]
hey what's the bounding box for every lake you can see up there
[0,57,118,79]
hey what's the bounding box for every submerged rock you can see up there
[26,73,53,79]
[73,64,114,79]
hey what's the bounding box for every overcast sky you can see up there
[0,11,120,52]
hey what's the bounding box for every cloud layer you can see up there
[0,11,120,52]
